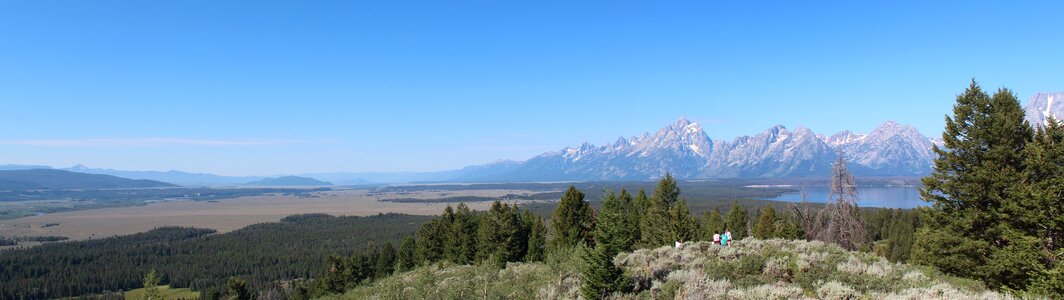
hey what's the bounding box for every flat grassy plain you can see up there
[0,189,541,241]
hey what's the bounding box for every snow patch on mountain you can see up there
[1025,92,1064,127]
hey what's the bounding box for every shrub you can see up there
[817,280,859,300]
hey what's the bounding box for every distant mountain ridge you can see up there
[0,169,177,190]
[64,165,263,186]
[244,176,332,186]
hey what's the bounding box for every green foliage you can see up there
[670,198,695,242]
[395,236,417,272]
[579,244,628,299]
[525,213,547,262]
[725,201,749,240]
[752,206,776,239]
[917,81,1063,293]
[142,269,162,300]
[125,285,199,300]
[633,188,650,242]
[373,243,396,278]
[702,208,724,240]
[476,201,529,265]
[549,186,595,250]
[749,205,803,241]
[415,219,447,264]
[614,189,641,251]
[640,174,694,247]
[1029,261,1064,298]
[225,277,253,300]
[444,203,478,265]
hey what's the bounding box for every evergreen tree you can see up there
[549,186,595,250]
[753,205,777,239]
[475,208,497,263]
[476,201,527,265]
[914,81,1036,289]
[885,212,916,263]
[450,203,479,265]
[774,214,804,240]
[225,277,253,300]
[616,189,640,251]
[634,188,651,216]
[579,244,628,299]
[704,208,724,236]
[669,198,694,242]
[395,236,417,272]
[594,191,631,253]
[322,255,347,293]
[141,269,161,300]
[724,201,749,240]
[347,253,372,285]
[641,174,684,246]
[502,204,528,263]
[1014,118,1064,296]
[440,205,459,262]
[374,243,396,278]
[653,173,681,207]
[414,219,446,264]
[525,213,547,262]
[581,190,631,299]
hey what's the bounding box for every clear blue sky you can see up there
[1,1,1061,175]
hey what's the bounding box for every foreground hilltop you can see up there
[328,239,1010,300]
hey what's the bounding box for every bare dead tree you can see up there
[790,189,819,237]
[791,153,867,250]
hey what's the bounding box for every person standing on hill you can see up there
[713,233,721,245]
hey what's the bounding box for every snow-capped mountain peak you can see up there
[824,130,866,146]
[1024,92,1064,127]
[462,117,942,181]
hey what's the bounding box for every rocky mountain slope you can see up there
[1024,92,1064,127]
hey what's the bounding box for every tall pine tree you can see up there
[914,81,1036,290]
[753,205,777,239]
[640,174,685,246]
[549,186,595,250]
[581,190,630,299]
[724,201,749,240]
[525,213,547,262]
[1014,118,1064,296]
[704,208,724,238]
[395,236,417,272]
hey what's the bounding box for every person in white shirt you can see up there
[713,233,721,245]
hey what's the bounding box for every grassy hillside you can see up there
[123,285,199,299]
[329,239,1012,300]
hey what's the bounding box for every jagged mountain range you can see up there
[453,91,1061,181]
[449,118,937,181]
[3,92,1060,183]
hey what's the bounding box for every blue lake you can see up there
[758,186,925,209]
